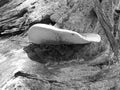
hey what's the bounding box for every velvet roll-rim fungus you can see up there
[28,24,101,44]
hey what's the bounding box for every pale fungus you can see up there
[28,24,101,44]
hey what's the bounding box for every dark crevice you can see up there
[90,9,98,19]
[48,80,59,83]
[0,0,10,7]
[30,15,56,27]
[40,15,56,25]
[115,9,120,14]
[14,71,29,77]
[87,9,98,30]
[14,71,66,86]
[29,20,43,27]
[0,26,5,33]
[109,86,118,90]
[90,59,112,69]
[15,8,28,18]
[14,71,46,82]
[99,0,102,3]
[113,11,119,37]
[0,30,24,39]
[14,71,37,79]
[14,71,64,84]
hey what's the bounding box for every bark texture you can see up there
[0,0,120,90]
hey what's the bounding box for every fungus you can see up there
[28,24,101,44]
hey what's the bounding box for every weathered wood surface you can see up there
[0,0,120,90]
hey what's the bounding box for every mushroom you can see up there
[28,24,101,44]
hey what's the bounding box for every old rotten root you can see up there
[93,0,119,62]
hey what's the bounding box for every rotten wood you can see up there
[113,8,120,46]
[0,0,120,89]
[93,0,119,61]
[55,0,81,27]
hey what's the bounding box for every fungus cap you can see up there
[28,24,101,44]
